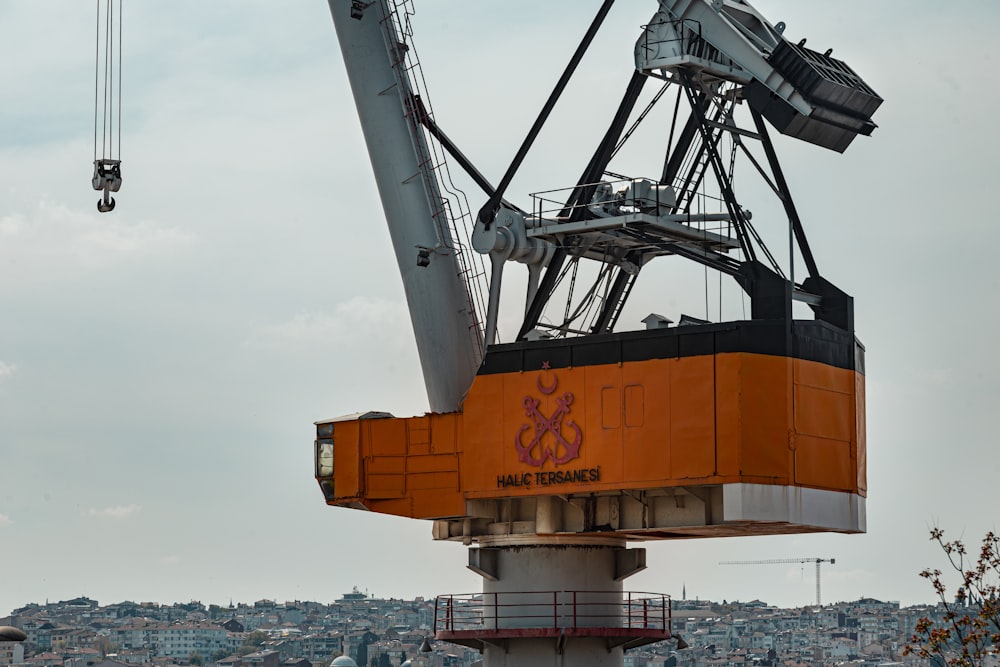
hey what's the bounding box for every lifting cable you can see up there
[92,0,123,213]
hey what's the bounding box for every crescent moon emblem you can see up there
[537,373,557,395]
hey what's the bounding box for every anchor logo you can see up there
[515,362,583,468]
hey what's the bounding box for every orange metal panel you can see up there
[367,455,405,474]
[714,353,742,478]
[737,354,791,480]
[367,498,412,516]
[670,356,716,479]
[369,418,407,456]
[430,413,459,454]
[406,471,460,491]
[410,489,465,519]
[406,454,460,474]
[856,372,867,495]
[334,420,362,499]
[624,385,644,428]
[601,386,621,428]
[462,373,504,477]
[794,384,854,442]
[794,358,854,394]
[366,473,405,499]
[793,435,853,491]
[325,350,867,519]
[622,358,670,483]
[406,416,431,456]
[581,366,623,483]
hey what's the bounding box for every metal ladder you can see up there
[377,0,490,355]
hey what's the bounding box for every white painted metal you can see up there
[637,0,791,93]
[472,209,553,266]
[328,0,482,412]
[638,0,880,155]
[637,0,855,142]
[472,208,554,346]
[528,212,738,248]
[721,483,866,533]
[431,483,864,542]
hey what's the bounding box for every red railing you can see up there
[434,591,671,635]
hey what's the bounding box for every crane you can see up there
[317,1,879,664]
[720,558,836,606]
[317,0,877,528]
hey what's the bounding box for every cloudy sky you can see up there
[1,0,999,617]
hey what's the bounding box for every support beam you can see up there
[478,0,617,228]
[518,71,648,341]
[410,94,521,212]
[468,547,500,581]
[751,109,819,279]
[681,74,755,263]
[614,548,647,581]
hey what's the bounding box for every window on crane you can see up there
[92,0,122,213]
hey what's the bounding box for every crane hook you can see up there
[92,159,121,213]
[93,0,123,213]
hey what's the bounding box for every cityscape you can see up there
[0,591,960,667]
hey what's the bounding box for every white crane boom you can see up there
[327,0,484,412]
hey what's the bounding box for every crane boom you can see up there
[720,558,836,606]
[328,0,483,412]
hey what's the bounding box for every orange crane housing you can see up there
[317,321,865,539]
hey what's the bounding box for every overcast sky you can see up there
[1,0,999,617]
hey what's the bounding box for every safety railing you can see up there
[531,176,731,230]
[434,591,671,635]
[378,0,489,357]
[531,176,670,223]
[637,17,734,72]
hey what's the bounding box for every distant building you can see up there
[24,652,63,667]
[242,650,280,667]
[110,648,150,664]
[0,641,25,667]
[221,621,244,634]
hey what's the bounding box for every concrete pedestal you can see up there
[438,538,665,667]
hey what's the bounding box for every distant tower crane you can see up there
[720,558,836,606]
